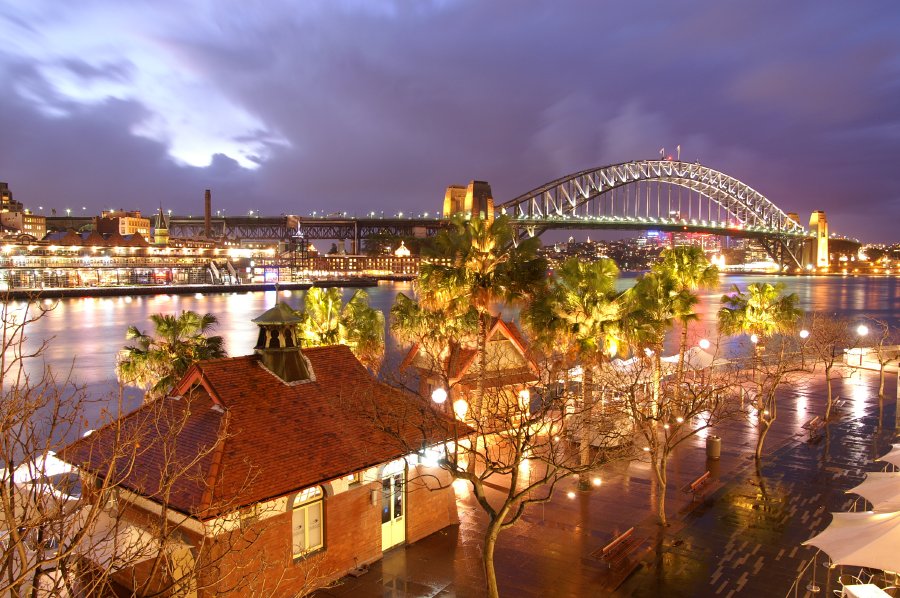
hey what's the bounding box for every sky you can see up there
[1,0,899,242]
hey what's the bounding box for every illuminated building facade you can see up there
[95,210,151,237]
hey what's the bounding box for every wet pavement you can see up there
[314,367,900,597]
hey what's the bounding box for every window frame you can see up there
[291,486,325,560]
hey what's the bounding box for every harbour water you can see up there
[12,274,899,420]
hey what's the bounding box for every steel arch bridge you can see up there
[494,159,810,268]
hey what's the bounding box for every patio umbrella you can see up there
[877,444,900,468]
[847,472,900,511]
[804,511,900,573]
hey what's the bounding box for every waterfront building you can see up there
[60,303,461,596]
[95,210,151,237]
[0,210,47,240]
[0,182,47,239]
[401,317,539,421]
[0,235,245,289]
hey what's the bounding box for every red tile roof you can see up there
[402,317,539,386]
[61,345,463,519]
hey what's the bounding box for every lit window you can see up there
[344,472,361,485]
[292,486,324,558]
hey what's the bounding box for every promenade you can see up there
[315,366,899,597]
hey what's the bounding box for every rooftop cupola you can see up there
[251,302,313,384]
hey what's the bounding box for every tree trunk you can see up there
[483,518,503,598]
[579,366,594,485]
[652,452,669,526]
[675,319,689,400]
[824,363,833,421]
[755,392,776,460]
[652,352,662,419]
[475,312,488,420]
[879,363,886,399]
[469,313,489,474]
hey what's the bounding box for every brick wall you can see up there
[106,469,459,596]
[406,464,459,544]
[202,482,382,596]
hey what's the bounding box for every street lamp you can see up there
[698,338,711,350]
[799,329,810,339]
[431,387,447,404]
[750,334,759,345]
[65,208,71,217]
[855,324,869,368]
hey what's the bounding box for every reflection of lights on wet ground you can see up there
[566,491,576,499]
[846,374,870,420]
[592,477,602,487]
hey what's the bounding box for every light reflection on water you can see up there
[12,275,897,403]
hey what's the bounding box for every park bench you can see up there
[598,527,640,570]
[831,398,846,415]
[681,470,711,501]
[802,416,824,440]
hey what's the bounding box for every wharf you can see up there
[2,278,379,300]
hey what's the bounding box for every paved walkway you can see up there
[314,367,899,597]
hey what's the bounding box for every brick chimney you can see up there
[204,189,212,238]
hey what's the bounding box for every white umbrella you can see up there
[804,510,900,572]
[847,472,900,511]
[876,444,900,468]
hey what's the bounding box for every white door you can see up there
[381,470,405,551]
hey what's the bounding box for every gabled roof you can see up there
[81,231,109,247]
[60,345,462,520]
[125,232,150,247]
[104,231,127,247]
[43,230,83,245]
[402,317,539,386]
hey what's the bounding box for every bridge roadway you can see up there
[46,213,808,244]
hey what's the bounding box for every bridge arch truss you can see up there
[498,160,805,232]
[496,160,809,267]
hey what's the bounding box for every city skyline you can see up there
[1,1,899,242]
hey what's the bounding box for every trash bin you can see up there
[706,435,721,460]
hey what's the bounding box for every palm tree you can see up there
[621,271,719,525]
[718,282,802,459]
[417,215,546,419]
[653,246,718,390]
[625,271,691,413]
[524,257,622,482]
[296,287,385,372]
[116,311,226,400]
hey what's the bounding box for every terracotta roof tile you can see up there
[61,345,462,519]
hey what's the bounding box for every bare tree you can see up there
[0,296,295,597]
[598,340,741,526]
[374,347,610,598]
[863,317,900,425]
[806,313,856,421]
[737,334,811,460]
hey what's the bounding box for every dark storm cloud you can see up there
[1,0,898,241]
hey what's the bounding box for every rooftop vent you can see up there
[251,302,313,384]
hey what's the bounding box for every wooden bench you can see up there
[598,527,640,570]
[802,416,824,440]
[682,471,711,501]
[831,398,846,414]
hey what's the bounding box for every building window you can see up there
[292,486,324,558]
